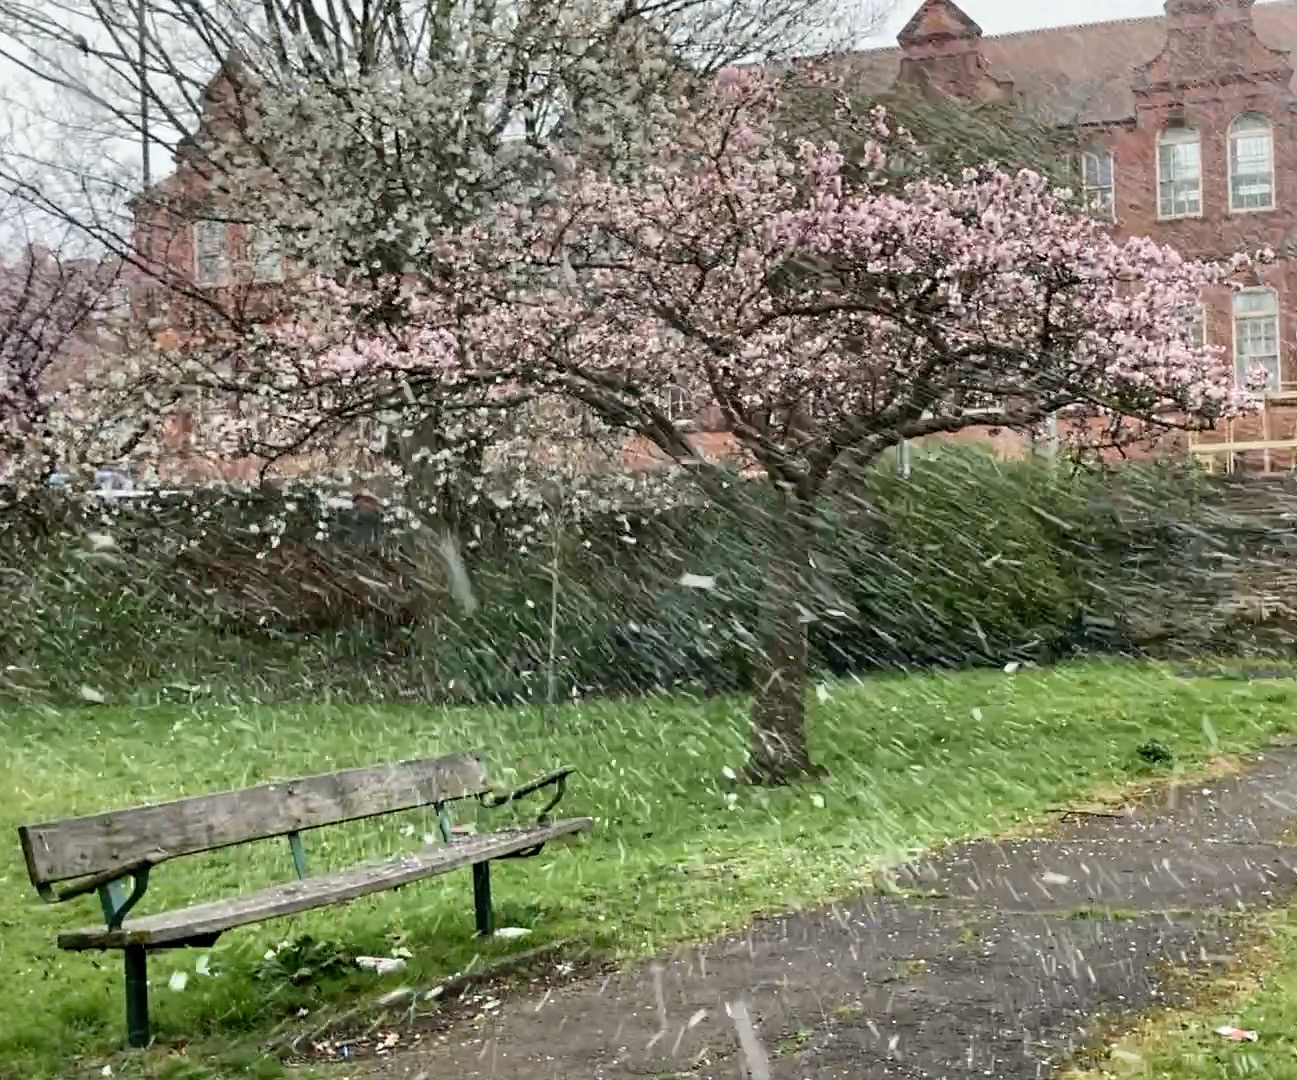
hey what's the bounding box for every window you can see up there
[193,219,229,285]
[660,385,693,425]
[355,417,389,453]
[1157,128,1202,219]
[248,226,283,282]
[1078,149,1115,219]
[1233,288,1280,390]
[1229,113,1274,212]
[1180,303,1205,347]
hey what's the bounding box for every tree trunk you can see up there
[745,495,821,785]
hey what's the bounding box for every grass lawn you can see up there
[3,660,1297,1080]
[1068,905,1297,1080]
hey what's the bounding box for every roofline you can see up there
[845,0,1297,58]
[974,11,1169,46]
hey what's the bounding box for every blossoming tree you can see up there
[0,0,884,292]
[0,241,122,504]
[352,68,1244,781]
[88,67,1258,782]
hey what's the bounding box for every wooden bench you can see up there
[17,751,591,1048]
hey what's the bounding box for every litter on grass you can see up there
[355,956,408,975]
[1215,1026,1259,1042]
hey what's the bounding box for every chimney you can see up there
[1164,0,1254,24]
[1137,0,1287,94]
[897,0,1010,100]
[1163,0,1258,39]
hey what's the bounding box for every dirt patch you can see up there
[275,947,609,1066]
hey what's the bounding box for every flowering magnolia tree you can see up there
[83,68,1258,782]
[0,243,123,504]
[451,69,1258,781]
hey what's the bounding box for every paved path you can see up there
[351,746,1297,1080]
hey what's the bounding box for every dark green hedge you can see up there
[0,449,1212,705]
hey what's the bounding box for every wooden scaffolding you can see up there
[1187,393,1297,476]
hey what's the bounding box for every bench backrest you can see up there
[18,751,492,888]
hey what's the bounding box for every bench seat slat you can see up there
[58,818,592,951]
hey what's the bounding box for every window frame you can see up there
[660,384,694,427]
[1181,301,1206,348]
[354,416,388,454]
[193,218,230,286]
[1228,112,1276,214]
[247,226,284,282]
[1232,286,1281,393]
[1156,127,1203,220]
[1078,148,1116,221]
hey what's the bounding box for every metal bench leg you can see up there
[124,945,150,1048]
[473,862,494,937]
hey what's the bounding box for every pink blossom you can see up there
[54,67,1257,511]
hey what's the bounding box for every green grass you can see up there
[1068,906,1297,1080]
[3,660,1297,1079]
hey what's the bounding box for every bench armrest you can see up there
[481,766,575,822]
[35,861,152,905]
[34,861,152,930]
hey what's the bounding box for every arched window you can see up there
[1157,128,1201,219]
[1078,148,1115,220]
[1233,287,1280,391]
[1229,113,1274,212]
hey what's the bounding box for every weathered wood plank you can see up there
[19,751,493,887]
[58,818,593,950]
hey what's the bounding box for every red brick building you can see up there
[135,0,1297,476]
[853,0,1297,471]
[130,55,282,312]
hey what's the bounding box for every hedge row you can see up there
[0,449,1229,706]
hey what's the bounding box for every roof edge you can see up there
[849,1,1297,59]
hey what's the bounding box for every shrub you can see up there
[0,450,1208,705]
